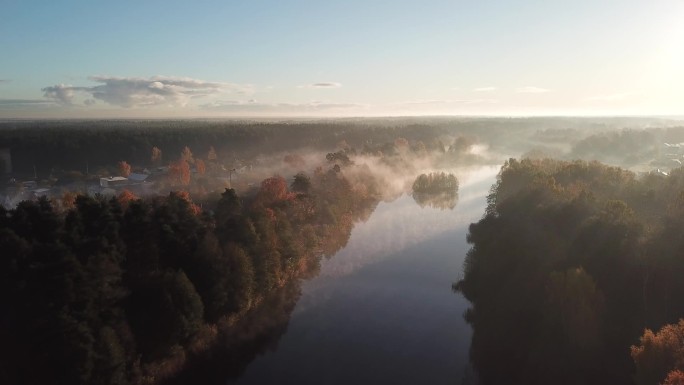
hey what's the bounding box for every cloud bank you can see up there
[474,87,497,92]
[0,99,57,108]
[41,76,251,108]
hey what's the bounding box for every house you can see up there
[30,188,51,198]
[128,173,149,184]
[100,176,129,188]
[22,181,37,189]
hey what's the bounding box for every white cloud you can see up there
[516,86,550,93]
[42,76,252,108]
[474,87,497,92]
[42,84,77,105]
[298,82,342,89]
[584,92,635,102]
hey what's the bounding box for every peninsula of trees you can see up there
[0,159,382,385]
[456,158,684,385]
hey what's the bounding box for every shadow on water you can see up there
[161,282,303,385]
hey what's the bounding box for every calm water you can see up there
[229,166,499,385]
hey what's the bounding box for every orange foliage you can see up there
[174,190,201,215]
[254,175,295,207]
[118,160,131,177]
[169,160,191,186]
[181,146,194,164]
[61,191,77,211]
[151,146,162,164]
[664,371,684,385]
[117,189,138,208]
[196,159,206,175]
[632,319,684,385]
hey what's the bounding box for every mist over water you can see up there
[229,165,498,385]
[314,165,499,279]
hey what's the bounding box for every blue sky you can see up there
[2,0,684,117]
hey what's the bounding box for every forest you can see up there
[0,155,385,384]
[456,158,684,385]
[2,117,682,178]
[6,117,684,384]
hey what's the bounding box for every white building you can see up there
[100,176,129,188]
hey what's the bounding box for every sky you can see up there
[2,0,684,118]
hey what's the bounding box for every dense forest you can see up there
[456,158,684,385]
[0,155,386,385]
[2,117,681,178]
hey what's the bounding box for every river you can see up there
[226,165,499,385]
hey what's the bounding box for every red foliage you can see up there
[118,160,131,177]
[117,189,138,208]
[60,191,77,211]
[664,371,684,385]
[173,190,201,215]
[169,160,191,186]
[195,159,206,175]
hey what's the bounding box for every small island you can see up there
[412,172,458,193]
[411,172,459,210]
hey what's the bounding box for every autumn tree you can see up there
[207,146,217,162]
[117,189,138,209]
[169,160,191,186]
[255,175,292,206]
[60,191,77,211]
[195,159,206,175]
[118,160,131,177]
[181,146,194,164]
[632,320,684,385]
[664,371,684,385]
[151,146,162,165]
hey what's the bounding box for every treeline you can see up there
[456,158,684,385]
[0,161,380,385]
[0,120,447,176]
[4,116,671,177]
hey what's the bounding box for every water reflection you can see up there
[412,191,459,210]
[312,165,499,280]
[165,165,499,385]
[230,165,498,385]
